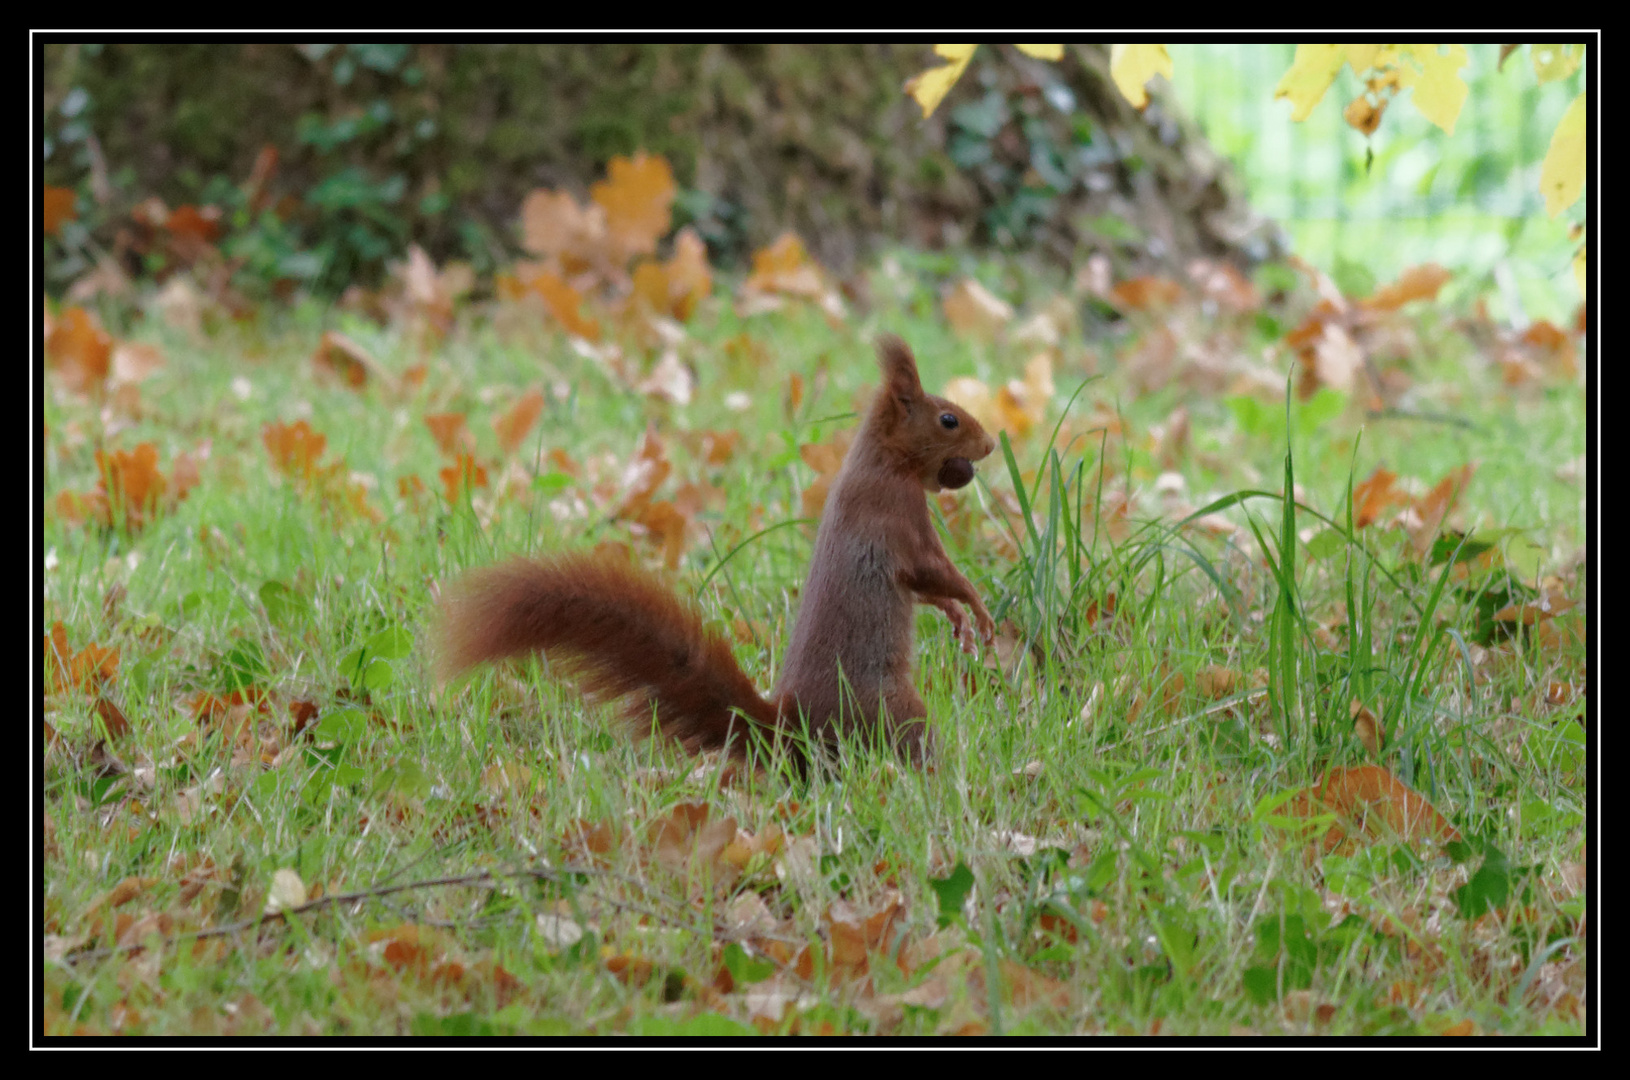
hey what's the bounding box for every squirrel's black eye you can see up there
[939,412,958,430]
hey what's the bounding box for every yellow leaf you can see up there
[1573,243,1586,297]
[1532,43,1584,83]
[1015,44,1063,61]
[1109,43,1172,109]
[905,44,978,117]
[1345,44,1382,73]
[1542,91,1586,218]
[1399,44,1468,135]
[1275,44,1347,122]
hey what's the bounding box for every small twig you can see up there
[60,863,722,965]
[1368,407,1488,434]
[1140,688,1270,738]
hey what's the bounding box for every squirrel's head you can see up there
[872,335,996,493]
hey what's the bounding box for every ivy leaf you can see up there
[929,861,975,928]
[313,707,368,746]
[339,626,412,692]
[1454,842,1513,920]
[721,942,775,986]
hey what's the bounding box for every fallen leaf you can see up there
[493,389,547,457]
[590,151,676,265]
[262,420,328,482]
[312,330,391,391]
[424,412,474,458]
[527,270,601,341]
[44,186,77,234]
[1362,264,1451,312]
[1350,699,1385,756]
[520,188,608,275]
[1110,276,1183,312]
[46,307,113,393]
[439,454,488,502]
[943,278,1014,339]
[263,868,307,915]
[1351,466,1402,529]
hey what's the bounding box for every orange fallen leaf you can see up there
[1351,466,1402,529]
[1110,275,1184,311]
[96,443,170,530]
[95,697,132,740]
[664,227,713,320]
[439,453,488,502]
[44,186,77,234]
[312,330,388,390]
[85,875,160,917]
[44,622,119,696]
[1406,464,1476,557]
[742,232,827,299]
[528,270,601,341]
[591,151,676,265]
[1492,595,1577,624]
[263,420,328,482]
[493,389,547,457]
[46,306,113,393]
[165,204,223,245]
[1362,263,1451,312]
[423,412,474,458]
[1520,320,1577,379]
[1188,258,1261,313]
[520,188,607,275]
[1290,765,1460,856]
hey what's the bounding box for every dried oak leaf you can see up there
[590,151,677,265]
[46,307,113,393]
[262,420,328,482]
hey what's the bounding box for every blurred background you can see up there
[40,42,1584,320]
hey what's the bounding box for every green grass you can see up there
[41,262,1586,1036]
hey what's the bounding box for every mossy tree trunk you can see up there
[42,42,1279,284]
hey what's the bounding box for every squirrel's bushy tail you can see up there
[437,555,783,755]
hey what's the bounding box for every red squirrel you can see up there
[437,335,996,766]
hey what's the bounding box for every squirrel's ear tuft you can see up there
[876,334,924,402]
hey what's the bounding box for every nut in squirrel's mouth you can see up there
[937,457,976,490]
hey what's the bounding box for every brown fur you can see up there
[437,335,995,766]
